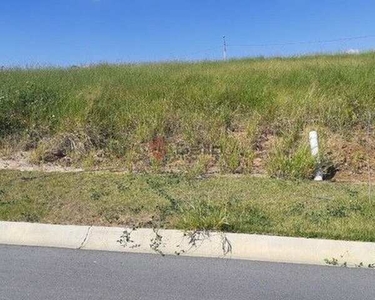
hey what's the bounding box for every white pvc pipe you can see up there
[309,131,323,181]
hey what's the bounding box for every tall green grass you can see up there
[2,53,375,177]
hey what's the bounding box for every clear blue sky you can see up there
[1,0,375,66]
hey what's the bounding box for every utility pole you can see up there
[223,36,227,60]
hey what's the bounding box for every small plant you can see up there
[117,227,140,249]
[90,189,108,201]
[90,190,101,201]
[219,136,253,174]
[219,137,241,173]
[185,154,212,179]
[178,199,230,231]
[178,230,232,256]
[267,138,315,180]
[324,257,339,266]
[149,228,165,256]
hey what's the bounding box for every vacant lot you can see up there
[1,53,375,180]
[1,170,374,242]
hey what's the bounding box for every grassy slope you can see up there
[1,170,375,242]
[2,53,375,178]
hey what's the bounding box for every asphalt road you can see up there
[1,245,374,300]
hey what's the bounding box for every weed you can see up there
[150,228,165,256]
[185,154,212,179]
[90,190,105,201]
[219,136,253,174]
[117,227,141,249]
[324,258,339,266]
[178,200,230,231]
[267,137,315,180]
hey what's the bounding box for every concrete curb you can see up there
[1,221,375,268]
[0,221,89,249]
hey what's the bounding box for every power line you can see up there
[170,33,375,61]
[185,46,222,56]
[228,34,375,48]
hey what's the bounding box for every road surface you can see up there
[1,245,374,300]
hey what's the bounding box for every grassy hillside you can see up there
[1,53,375,179]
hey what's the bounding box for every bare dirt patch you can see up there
[0,152,83,173]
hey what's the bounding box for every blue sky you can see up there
[1,0,375,66]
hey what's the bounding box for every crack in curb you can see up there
[78,226,92,249]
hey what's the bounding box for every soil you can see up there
[1,129,375,184]
[0,152,83,173]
